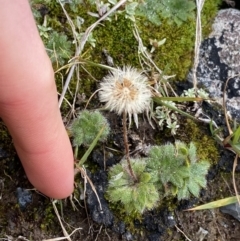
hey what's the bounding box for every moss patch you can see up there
[176,118,219,164]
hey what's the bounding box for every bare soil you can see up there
[1,108,240,241]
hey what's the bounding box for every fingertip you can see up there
[25,145,75,199]
[40,170,75,199]
[13,124,75,200]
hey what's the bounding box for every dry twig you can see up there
[58,0,127,108]
[192,0,205,89]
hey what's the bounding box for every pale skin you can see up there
[0,1,74,199]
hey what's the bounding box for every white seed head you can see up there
[99,66,152,115]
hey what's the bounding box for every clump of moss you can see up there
[90,0,221,81]
[32,0,222,102]
[176,118,219,164]
[201,0,222,37]
[138,17,195,80]
[89,15,139,79]
[41,204,56,231]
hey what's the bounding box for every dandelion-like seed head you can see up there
[99,66,152,115]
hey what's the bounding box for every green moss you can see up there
[201,0,222,37]
[96,17,137,62]
[32,0,221,103]
[137,1,221,80]
[176,118,219,164]
[138,18,195,80]
[41,203,57,231]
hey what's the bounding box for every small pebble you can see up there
[16,187,32,210]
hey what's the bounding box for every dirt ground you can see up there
[1,104,240,241]
[1,1,240,241]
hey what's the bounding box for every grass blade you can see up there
[79,125,106,166]
[186,196,240,211]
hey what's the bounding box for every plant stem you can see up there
[123,112,137,181]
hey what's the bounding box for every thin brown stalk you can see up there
[232,154,240,205]
[122,112,137,181]
[174,225,192,241]
[223,76,234,135]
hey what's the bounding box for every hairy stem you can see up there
[123,112,137,181]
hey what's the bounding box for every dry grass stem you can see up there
[222,74,240,203]
[58,0,79,50]
[94,225,103,241]
[223,75,240,135]
[84,88,101,110]
[192,0,205,89]
[79,166,103,212]
[42,227,82,241]
[52,200,71,241]
[58,0,127,108]
[175,225,192,241]
[232,154,240,204]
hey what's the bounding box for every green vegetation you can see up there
[177,118,219,164]
[31,0,221,83]
[29,0,221,228]
[136,0,196,26]
[107,141,210,215]
[0,0,230,240]
[70,110,110,146]
[107,158,159,214]
[147,142,210,200]
[46,31,73,66]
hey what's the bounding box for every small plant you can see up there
[99,65,152,175]
[182,87,209,99]
[146,141,210,200]
[136,0,196,26]
[46,31,73,65]
[99,66,157,214]
[70,110,110,146]
[155,101,179,135]
[107,158,159,214]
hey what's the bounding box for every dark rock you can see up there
[0,147,10,160]
[143,215,158,231]
[220,203,240,221]
[147,232,162,241]
[92,149,120,168]
[177,198,199,211]
[189,9,240,122]
[218,149,240,172]
[220,0,240,10]
[164,213,176,228]
[86,170,114,227]
[112,221,126,234]
[123,231,134,241]
[16,187,32,210]
[142,209,175,239]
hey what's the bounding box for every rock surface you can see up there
[16,187,32,210]
[190,8,240,121]
[220,203,240,222]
